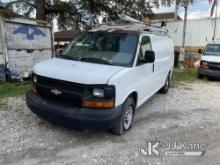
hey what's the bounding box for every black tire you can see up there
[198,73,204,79]
[159,74,170,94]
[207,76,213,81]
[110,97,135,136]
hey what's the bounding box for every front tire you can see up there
[198,73,204,79]
[110,98,135,136]
[159,74,170,94]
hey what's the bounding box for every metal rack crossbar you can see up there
[92,15,171,35]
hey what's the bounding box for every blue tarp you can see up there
[188,52,195,61]
[0,64,19,80]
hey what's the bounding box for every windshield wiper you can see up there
[81,57,111,65]
[59,55,81,61]
[59,56,112,65]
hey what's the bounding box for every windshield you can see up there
[61,32,139,66]
[203,44,220,56]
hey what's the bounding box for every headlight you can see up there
[93,88,104,98]
[201,61,208,65]
[33,75,37,83]
[200,61,209,69]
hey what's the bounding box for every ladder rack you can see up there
[93,15,171,35]
[93,22,169,35]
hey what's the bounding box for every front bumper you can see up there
[26,91,122,130]
[198,68,220,78]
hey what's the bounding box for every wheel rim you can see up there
[123,106,133,130]
[165,77,169,90]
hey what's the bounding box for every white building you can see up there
[154,18,220,47]
[0,9,53,80]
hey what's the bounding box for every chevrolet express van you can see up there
[26,25,174,135]
[198,43,220,79]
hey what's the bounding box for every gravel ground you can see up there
[0,81,220,165]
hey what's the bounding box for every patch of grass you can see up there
[0,82,31,99]
[171,68,198,82]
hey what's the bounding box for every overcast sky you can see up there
[153,0,220,19]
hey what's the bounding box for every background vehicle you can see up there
[26,23,174,135]
[198,43,220,79]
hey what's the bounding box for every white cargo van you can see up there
[198,43,220,79]
[26,24,174,135]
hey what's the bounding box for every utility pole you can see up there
[213,0,218,42]
[174,0,178,20]
[179,1,188,68]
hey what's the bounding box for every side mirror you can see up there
[198,49,202,54]
[161,21,167,27]
[144,50,155,63]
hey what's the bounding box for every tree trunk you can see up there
[36,0,46,20]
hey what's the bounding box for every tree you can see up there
[36,0,46,20]
[6,0,194,30]
[6,0,80,29]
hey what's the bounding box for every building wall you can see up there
[5,20,52,78]
[153,18,220,66]
[0,16,53,79]
[162,18,220,47]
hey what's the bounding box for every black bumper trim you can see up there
[26,91,122,130]
[198,68,220,78]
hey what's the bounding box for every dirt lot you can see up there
[0,82,220,165]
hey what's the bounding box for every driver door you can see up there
[136,35,156,105]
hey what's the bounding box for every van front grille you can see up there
[209,62,220,71]
[37,86,82,107]
[37,75,84,93]
[36,75,85,107]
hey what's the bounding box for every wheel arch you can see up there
[125,91,138,109]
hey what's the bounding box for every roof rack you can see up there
[92,14,174,35]
[144,24,169,35]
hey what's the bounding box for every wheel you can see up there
[159,74,170,94]
[198,73,204,79]
[110,97,135,135]
[207,76,213,81]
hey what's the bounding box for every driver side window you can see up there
[137,36,152,65]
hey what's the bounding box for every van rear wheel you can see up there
[110,98,135,136]
[159,75,170,94]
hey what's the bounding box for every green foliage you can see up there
[0,8,19,17]
[6,0,36,18]
[48,0,79,29]
[0,82,31,99]
[172,68,198,82]
[160,0,194,6]
[5,0,194,30]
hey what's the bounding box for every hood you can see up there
[33,58,125,85]
[201,55,220,63]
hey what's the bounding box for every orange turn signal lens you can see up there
[201,64,208,69]
[82,100,114,108]
[32,86,37,94]
[200,61,209,69]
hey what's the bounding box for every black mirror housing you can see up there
[144,50,155,63]
[198,49,202,54]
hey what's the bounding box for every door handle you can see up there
[153,63,155,72]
